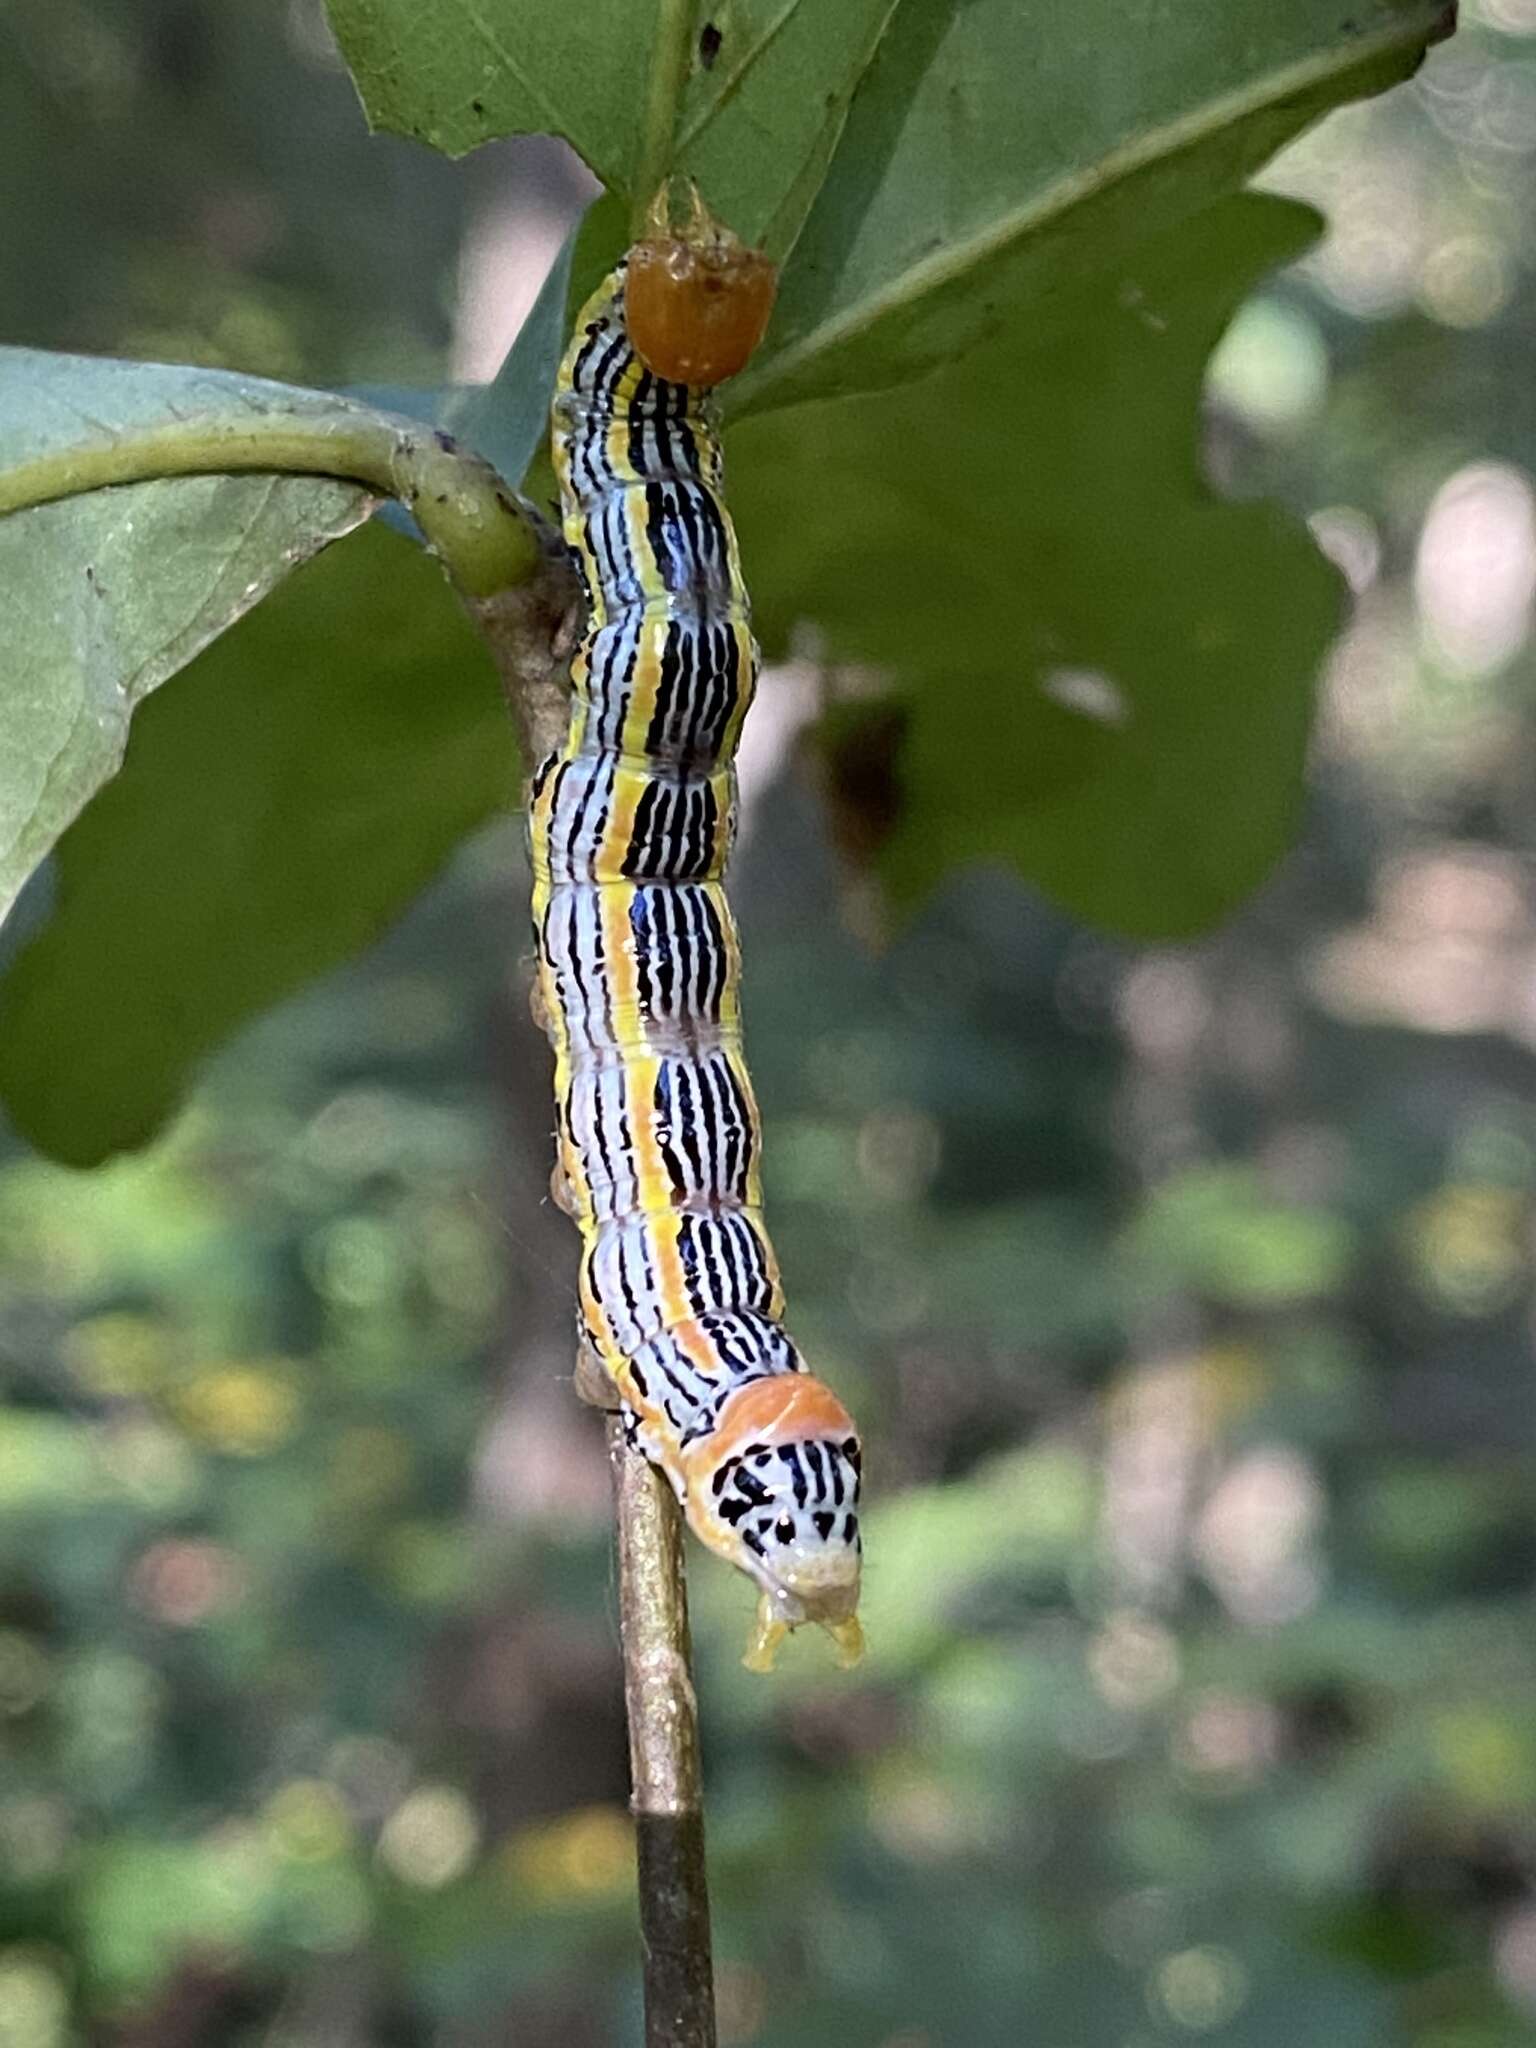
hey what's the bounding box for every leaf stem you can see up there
[0,407,542,599]
[632,0,697,234]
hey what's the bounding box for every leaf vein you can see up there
[446,0,569,141]
[731,6,1445,412]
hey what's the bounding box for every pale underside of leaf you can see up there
[0,472,372,927]
[0,345,547,931]
[0,346,391,471]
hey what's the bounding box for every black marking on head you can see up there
[813,1511,835,1540]
[775,1517,794,1544]
[781,1444,808,1506]
[714,1459,773,1527]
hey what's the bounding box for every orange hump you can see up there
[626,188,777,388]
[709,1372,857,1451]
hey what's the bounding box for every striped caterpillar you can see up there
[527,200,864,1673]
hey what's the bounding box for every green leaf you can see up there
[408,4,1449,442]
[731,193,1341,938]
[324,0,900,258]
[0,524,513,1167]
[733,0,1453,413]
[670,0,902,259]
[0,351,378,924]
[325,0,643,176]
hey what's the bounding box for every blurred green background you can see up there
[3,4,1536,2044]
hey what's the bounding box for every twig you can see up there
[607,1415,717,2048]
[474,545,718,2048]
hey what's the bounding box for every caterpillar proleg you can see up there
[528,205,864,1672]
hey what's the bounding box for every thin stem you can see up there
[0,408,541,599]
[632,0,697,235]
[607,1418,717,2048]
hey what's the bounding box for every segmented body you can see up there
[528,258,862,1665]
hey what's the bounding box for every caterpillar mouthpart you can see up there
[743,1588,867,1676]
[741,1548,865,1674]
[684,1374,863,1671]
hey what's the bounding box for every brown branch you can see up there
[465,516,581,761]
[607,1415,717,2048]
[469,534,718,2048]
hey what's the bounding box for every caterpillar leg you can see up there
[742,1597,789,1674]
[549,1162,579,1217]
[528,974,550,1033]
[573,1340,619,1412]
[826,1614,867,1669]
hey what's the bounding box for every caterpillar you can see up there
[527,199,864,1674]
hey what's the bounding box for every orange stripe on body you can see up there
[709,1373,856,1458]
[597,881,643,1054]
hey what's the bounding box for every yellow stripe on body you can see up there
[721,619,757,758]
[617,617,666,763]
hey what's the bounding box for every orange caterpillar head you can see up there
[625,184,778,389]
[681,1372,863,1672]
